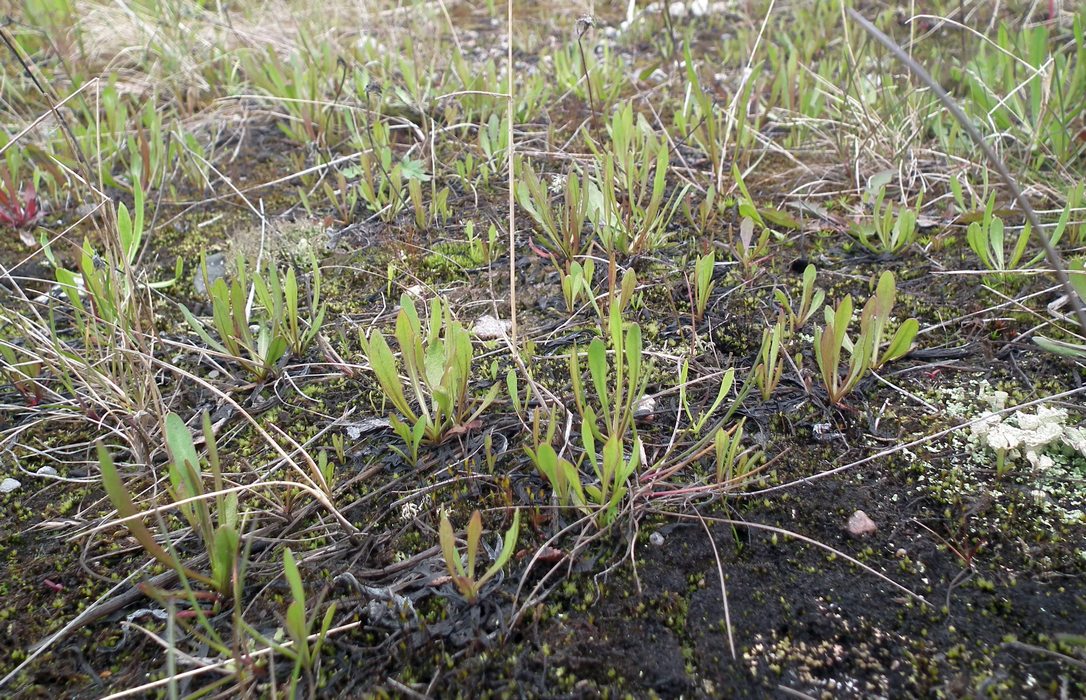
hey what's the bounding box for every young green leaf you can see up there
[439,512,466,578]
[479,509,520,586]
[97,442,213,587]
[880,318,919,365]
[587,338,610,421]
[466,510,482,582]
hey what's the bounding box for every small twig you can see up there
[695,511,736,660]
[386,678,430,699]
[22,568,179,656]
[506,0,518,346]
[575,16,602,148]
[1003,640,1086,672]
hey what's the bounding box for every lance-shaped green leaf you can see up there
[211,523,239,594]
[625,324,642,402]
[97,442,213,587]
[581,408,599,482]
[1069,257,1086,303]
[478,509,520,587]
[879,318,919,366]
[439,513,466,579]
[587,338,610,425]
[360,329,415,421]
[527,443,568,504]
[466,510,482,582]
[164,413,212,542]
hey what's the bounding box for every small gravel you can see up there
[473,315,511,340]
[847,510,877,538]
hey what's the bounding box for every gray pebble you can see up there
[193,252,227,296]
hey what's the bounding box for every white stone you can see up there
[36,466,58,477]
[634,395,656,419]
[345,417,391,440]
[847,510,876,537]
[0,478,21,494]
[473,315,511,340]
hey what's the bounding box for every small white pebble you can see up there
[36,466,58,477]
[473,315,511,340]
[813,422,844,442]
[649,531,665,546]
[667,1,688,18]
[345,417,391,440]
[0,478,22,494]
[634,395,656,419]
[847,510,877,538]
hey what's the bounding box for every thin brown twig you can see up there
[695,510,736,660]
[1003,640,1086,673]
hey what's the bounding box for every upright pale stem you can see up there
[506,0,517,346]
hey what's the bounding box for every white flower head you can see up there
[400,502,422,521]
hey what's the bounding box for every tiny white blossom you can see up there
[400,502,421,520]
